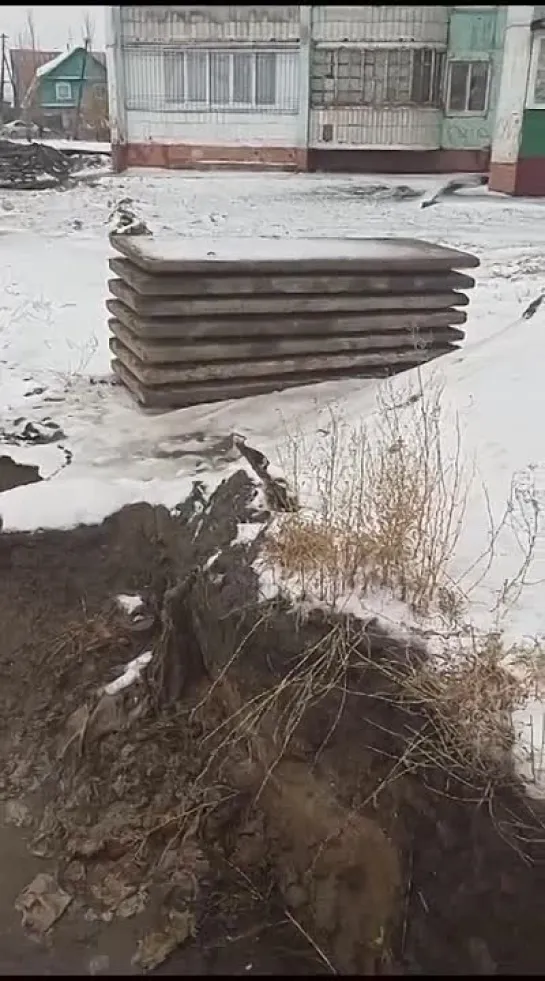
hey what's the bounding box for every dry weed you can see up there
[248,371,545,795]
[194,601,544,807]
[193,618,354,797]
[398,632,534,778]
[189,372,545,842]
[267,371,470,618]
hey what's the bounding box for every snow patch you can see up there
[0,474,202,532]
[513,699,545,799]
[104,651,153,696]
[205,551,221,570]
[116,593,144,616]
[71,165,112,183]
[36,138,111,154]
[234,523,263,546]
[35,49,78,78]
[254,560,279,603]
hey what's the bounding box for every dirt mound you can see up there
[188,523,545,975]
[0,481,318,975]
[0,139,72,190]
[1,470,545,975]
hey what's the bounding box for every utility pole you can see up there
[73,35,90,141]
[0,34,7,124]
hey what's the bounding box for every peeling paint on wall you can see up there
[311,6,449,45]
[442,7,506,151]
[309,106,442,149]
[109,4,512,170]
[120,6,301,44]
[308,5,447,149]
[117,5,305,158]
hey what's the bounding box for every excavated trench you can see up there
[0,469,544,975]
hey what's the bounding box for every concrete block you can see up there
[112,359,378,409]
[108,315,465,363]
[107,235,479,410]
[110,356,449,410]
[108,278,470,320]
[106,296,468,341]
[110,337,457,390]
[110,235,480,275]
[108,256,475,297]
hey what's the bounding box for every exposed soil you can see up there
[0,491,320,975]
[0,454,42,494]
[0,471,545,975]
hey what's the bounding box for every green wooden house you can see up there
[24,46,108,137]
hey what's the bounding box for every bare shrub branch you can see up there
[268,370,471,619]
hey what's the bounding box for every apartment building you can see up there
[106,5,510,175]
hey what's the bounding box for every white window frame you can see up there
[55,81,73,102]
[445,58,491,116]
[527,32,545,108]
[164,48,279,112]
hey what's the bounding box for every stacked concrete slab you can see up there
[107,236,479,410]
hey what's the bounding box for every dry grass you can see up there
[396,631,535,779]
[266,371,469,618]
[244,369,545,796]
[195,625,544,832]
[192,618,354,798]
[189,621,544,859]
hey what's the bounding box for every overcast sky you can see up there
[2,5,106,51]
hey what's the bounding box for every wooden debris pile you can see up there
[0,139,71,190]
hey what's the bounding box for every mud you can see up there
[0,454,42,493]
[0,491,318,975]
[0,471,545,975]
[189,531,545,975]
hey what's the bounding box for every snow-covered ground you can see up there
[0,170,544,615]
[2,170,544,524]
[28,138,111,155]
[1,171,544,526]
[2,165,545,790]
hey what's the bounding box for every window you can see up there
[93,83,107,100]
[55,81,72,102]
[164,49,278,110]
[446,60,489,114]
[311,47,445,109]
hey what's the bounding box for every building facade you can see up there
[107,5,309,170]
[441,5,506,171]
[489,5,545,195]
[106,4,509,174]
[307,6,449,172]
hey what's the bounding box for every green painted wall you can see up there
[519,109,545,158]
[441,6,506,151]
[38,48,106,109]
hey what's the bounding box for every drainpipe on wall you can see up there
[298,5,312,172]
[104,5,127,172]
